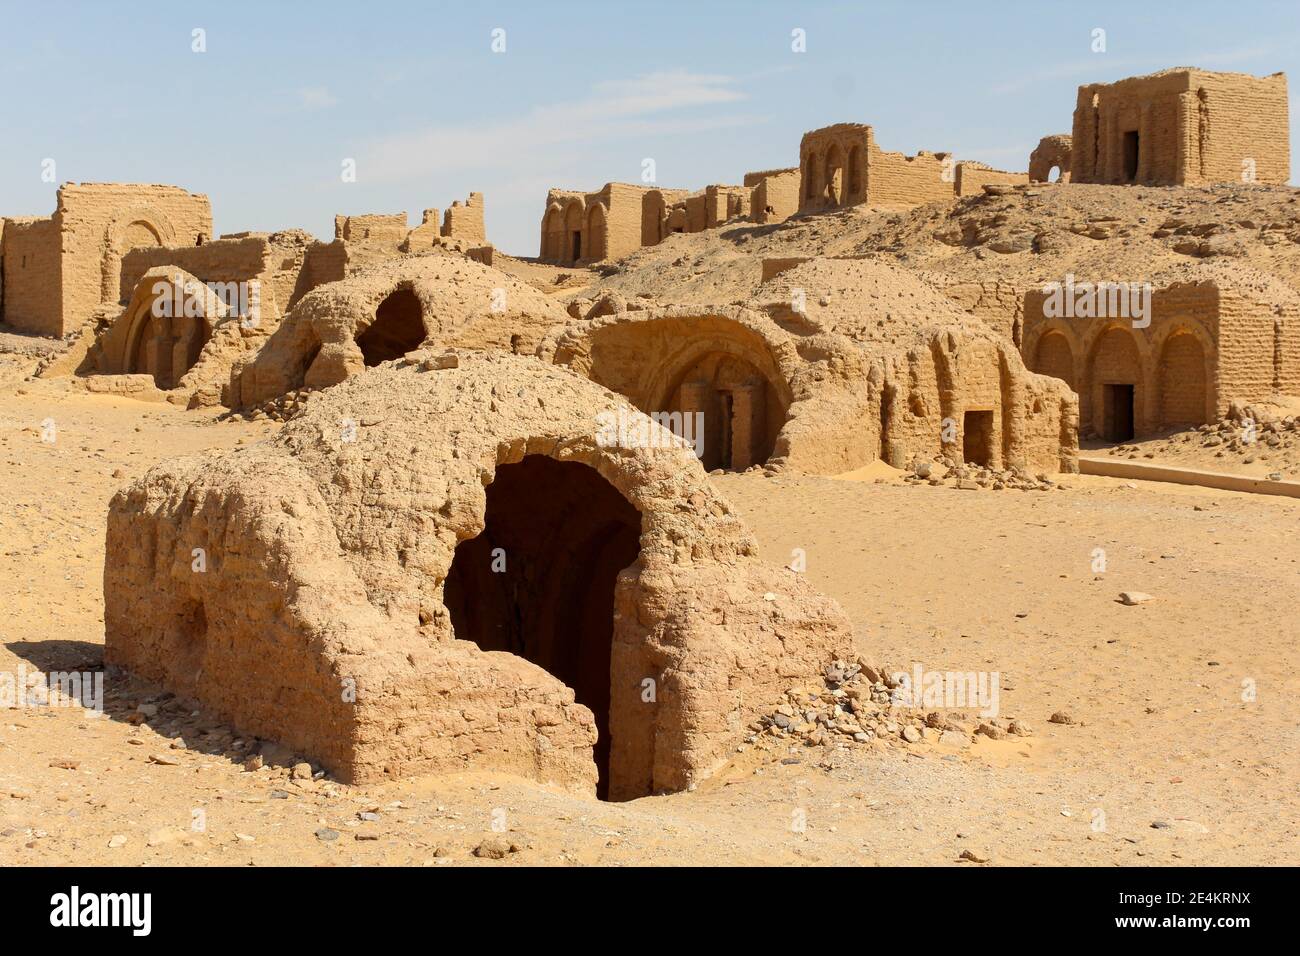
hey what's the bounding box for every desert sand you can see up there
[2,352,1294,865]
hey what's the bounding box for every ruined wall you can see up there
[799,124,870,212]
[1072,69,1290,186]
[404,210,443,250]
[954,162,1031,197]
[120,237,267,303]
[1029,135,1073,182]
[442,192,485,242]
[58,184,211,335]
[1,184,210,336]
[704,185,749,227]
[335,212,408,250]
[603,184,654,261]
[942,280,1026,343]
[865,145,954,208]
[1,217,61,335]
[799,124,1022,213]
[746,168,799,224]
[1216,290,1294,415]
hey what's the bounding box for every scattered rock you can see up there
[473,837,513,859]
[1117,591,1154,606]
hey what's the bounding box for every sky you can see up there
[1,0,1297,256]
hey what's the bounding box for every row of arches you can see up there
[1028,320,1213,440]
[540,199,607,265]
[802,142,863,207]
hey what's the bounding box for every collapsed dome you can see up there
[230,255,570,408]
[105,352,854,800]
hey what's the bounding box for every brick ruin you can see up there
[1071,68,1290,186]
[27,192,495,405]
[11,63,1288,800]
[230,255,568,409]
[539,171,801,266]
[105,353,854,798]
[0,183,211,336]
[1022,267,1300,440]
[1028,135,1073,183]
[798,123,1028,213]
[549,259,1078,476]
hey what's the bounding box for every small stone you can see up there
[107,834,127,849]
[901,726,922,743]
[291,762,314,780]
[314,828,340,842]
[975,722,1006,740]
[1117,591,1154,606]
[1048,711,1075,725]
[958,848,989,863]
[938,730,969,748]
[473,837,512,859]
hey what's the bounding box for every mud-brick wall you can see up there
[336,213,407,247]
[954,163,1030,197]
[1191,72,1291,186]
[1148,285,1221,426]
[864,143,953,208]
[57,184,211,336]
[748,169,799,224]
[442,193,486,243]
[943,280,1025,343]
[604,184,653,261]
[2,218,62,335]
[120,237,271,302]
[1218,291,1284,416]
[1276,305,1300,398]
[297,241,349,295]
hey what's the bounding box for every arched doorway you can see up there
[1034,331,1075,390]
[101,219,163,304]
[442,455,642,799]
[541,206,563,260]
[847,145,863,198]
[563,202,584,264]
[125,303,211,389]
[1089,326,1142,440]
[585,204,608,262]
[357,287,425,366]
[823,144,844,206]
[1158,330,1206,426]
[666,351,783,471]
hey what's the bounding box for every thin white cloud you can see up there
[298,86,339,110]
[358,70,755,182]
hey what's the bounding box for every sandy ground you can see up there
[1,358,1297,866]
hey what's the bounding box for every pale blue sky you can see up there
[2,0,1296,255]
